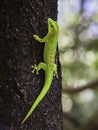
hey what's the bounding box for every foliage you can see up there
[58,0,98,124]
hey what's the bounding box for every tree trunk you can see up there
[0,0,63,129]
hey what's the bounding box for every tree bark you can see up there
[0,0,63,130]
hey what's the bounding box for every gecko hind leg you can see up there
[32,62,47,75]
[53,64,58,78]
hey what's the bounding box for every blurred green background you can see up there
[58,0,98,127]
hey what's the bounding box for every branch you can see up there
[63,80,98,94]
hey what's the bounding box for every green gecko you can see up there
[21,18,59,124]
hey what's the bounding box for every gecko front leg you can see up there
[33,35,47,43]
[32,62,47,74]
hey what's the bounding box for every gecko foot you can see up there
[33,35,39,41]
[53,72,58,79]
[32,64,39,75]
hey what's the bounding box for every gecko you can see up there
[21,18,59,124]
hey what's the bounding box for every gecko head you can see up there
[48,18,59,34]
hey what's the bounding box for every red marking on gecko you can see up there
[49,56,54,59]
[50,52,54,55]
[51,48,55,51]
[49,60,54,63]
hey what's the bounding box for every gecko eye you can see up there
[51,24,53,28]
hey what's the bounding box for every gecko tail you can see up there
[21,77,52,124]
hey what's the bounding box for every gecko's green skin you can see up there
[21,18,59,124]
